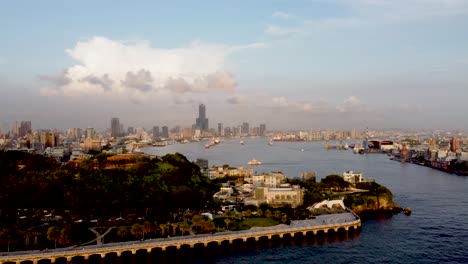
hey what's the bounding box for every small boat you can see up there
[205,144,210,148]
[268,140,273,146]
[248,159,262,165]
[240,140,244,145]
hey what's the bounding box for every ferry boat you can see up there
[248,159,262,165]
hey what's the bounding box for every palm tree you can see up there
[281,215,288,224]
[179,222,190,236]
[117,226,128,240]
[265,209,272,218]
[0,228,14,252]
[47,226,60,249]
[257,209,263,217]
[31,230,41,246]
[159,223,169,237]
[243,209,252,218]
[58,228,70,246]
[23,231,32,247]
[224,218,231,230]
[171,223,178,237]
[142,222,152,240]
[130,224,143,239]
[274,210,282,219]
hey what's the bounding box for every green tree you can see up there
[47,226,60,249]
[117,227,128,239]
[0,228,14,252]
[257,209,263,217]
[142,222,152,240]
[274,210,282,219]
[130,224,143,239]
[243,209,252,218]
[265,209,272,218]
[58,228,70,246]
[224,218,231,230]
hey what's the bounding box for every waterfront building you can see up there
[342,171,364,185]
[301,171,316,182]
[248,184,304,208]
[195,104,209,132]
[111,117,120,138]
[251,172,287,188]
[209,166,253,179]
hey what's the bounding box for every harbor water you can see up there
[142,138,468,264]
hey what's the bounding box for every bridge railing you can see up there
[0,217,360,263]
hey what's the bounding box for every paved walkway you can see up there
[88,227,114,245]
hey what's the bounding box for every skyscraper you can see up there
[111,117,120,138]
[195,104,209,132]
[162,126,169,138]
[86,127,94,139]
[450,137,460,152]
[19,121,32,137]
[241,122,249,135]
[259,124,266,136]
[153,126,160,138]
[218,123,223,136]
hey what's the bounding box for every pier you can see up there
[0,213,360,264]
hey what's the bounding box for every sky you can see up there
[1,0,468,131]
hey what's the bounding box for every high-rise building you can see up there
[224,127,231,137]
[152,126,160,138]
[86,127,94,139]
[195,104,209,132]
[241,122,249,135]
[218,123,223,136]
[120,124,124,137]
[19,121,32,137]
[13,121,20,138]
[450,137,460,152]
[111,117,120,138]
[259,124,266,136]
[1,123,9,138]
[127,126,134,135]
[41,132,60,148]
[161,126,169,138]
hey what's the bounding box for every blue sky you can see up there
[1,0,468,131]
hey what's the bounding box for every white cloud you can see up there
[272,11,296,20]
[272,96,289,107]
[39,36,263,101]
[336,96,369,112]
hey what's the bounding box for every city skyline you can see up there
[1,1,468,130]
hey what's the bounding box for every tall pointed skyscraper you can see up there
[195,104,209,132]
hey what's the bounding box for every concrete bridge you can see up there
[0,213,360,264]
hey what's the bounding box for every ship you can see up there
[268,140,273,146]
[248,159,262,165]
[240,140,245,145]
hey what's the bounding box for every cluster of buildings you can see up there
[211,168,307,208]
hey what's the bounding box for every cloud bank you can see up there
[39,37,262,101]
